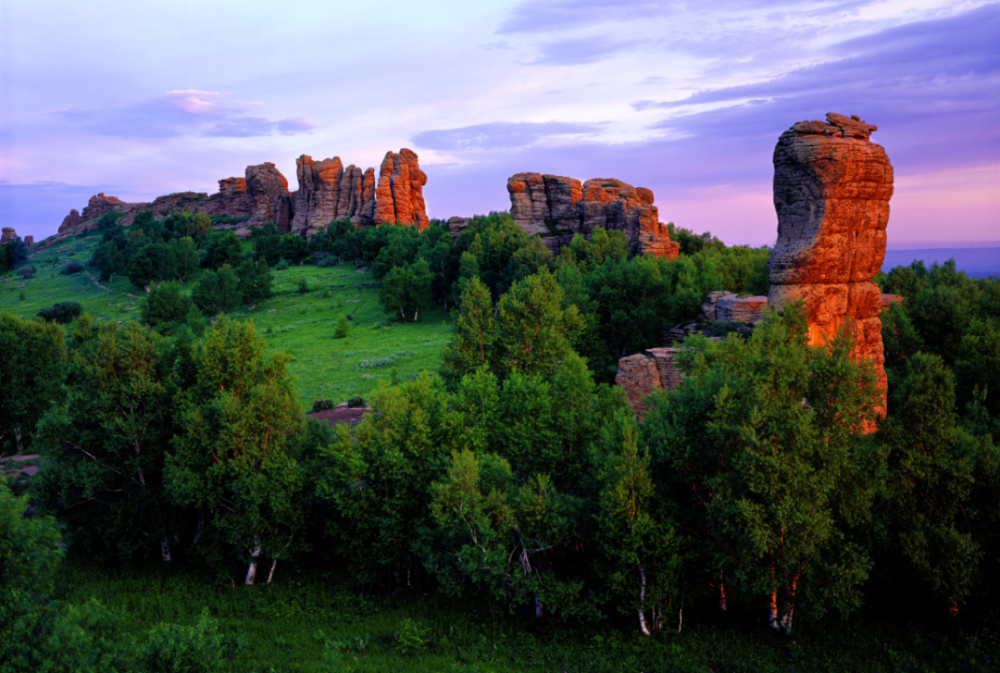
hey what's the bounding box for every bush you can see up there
[61,261,84,275]
[136,609,224,673]
[192,266,241,315]
[141,281,191,331]
[333,314,351,339]
[317,255,337,268]
[297,278,309,294]
[275,259,289,271]
[347,396,365,408]
[312,399,335,412]
[37,301,82,324]
[16,266,35,279]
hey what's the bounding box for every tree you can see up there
[378,258,433,322]
[495,268,583,379]
[597,420,683,634]
[171,236,200,283]
[128,242,177,287]
[883,352,997,615]
[192,265,241,315]
[34,322,182,561]
[642,309,883,633]
[140,281,191,332]
[0,312,66,455]
[440,276,497,380]
[203,230,244,270]
[37,301,83,324]
[236,257,273,310]
[318,373,450,589]
[166,318,305,584]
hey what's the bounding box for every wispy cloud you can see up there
[412,121,607,151]
[51,91,316,139]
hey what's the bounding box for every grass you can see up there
[57,557,999,673]
[0,232,454,407]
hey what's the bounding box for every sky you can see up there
[1,0,997,247]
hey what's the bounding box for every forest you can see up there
[1,212,999,672]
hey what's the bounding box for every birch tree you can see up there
[166,317,305,584]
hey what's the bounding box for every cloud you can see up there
[412,121,607,151]
[51,91,316,139]
[531,36,643,65]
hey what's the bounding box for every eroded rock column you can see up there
[767,113,894,423]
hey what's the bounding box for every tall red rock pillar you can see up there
[767,113,894,427]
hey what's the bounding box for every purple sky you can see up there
[1,0,997,247]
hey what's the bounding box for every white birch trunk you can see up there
[534,594,544,619]
[677,595,684,634]
[245,541,262,585]
[161,538,172,562]
[638,567,651,635]
[769,589,780,631]
[267,558,278,584]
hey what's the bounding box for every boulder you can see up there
[448,216,470,238]
[506,173,679,258]
[700,291,735,320]
[245,162,292,232]
[766,112,893,428]
[615,347,686,419]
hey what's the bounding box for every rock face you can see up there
[375,149,429,229]
[507,173,679,258]
[24,236,33,246]
[0,228,16,245]
[615,347,685,419]
[81,193,129,222]
[766,113,894,425]
[881,294,903,311]
[245,163,292,232]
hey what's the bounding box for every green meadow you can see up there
[0,232,454,406]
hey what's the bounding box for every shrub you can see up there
[37,301,83,324]
[16,266,35,279]
[347,396,365,408]
[312,399,335,412]
[333,314,351,339]
[136,609,224,673]
[140,281,191,331]
[297,278,309,294]
[275,259,289,271]
[61,261,84,275]
[317,255,337,268]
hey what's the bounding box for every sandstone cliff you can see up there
[507,173,678,258]
[766,112,893,425]
[246,163,291,232]
[375,149,429,230]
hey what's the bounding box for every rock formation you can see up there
[507,173,679,258]
[59,209,82,233]
[245,162,292,232]
[24,236,33,246]
[766,112,893,425]
[0,228,16,245]
[50,148,430,243]
[375,149,429,230]
[700,291,769,323]
[615,347,685,420]
[290,156,378,235]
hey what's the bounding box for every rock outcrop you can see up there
[615,347,685,419]
[700,291,769,323]
[245,162,292,232]
[24,236,33,246]
[766,112,893,426]
[507,173,679,258]
[375,149,429,230]
[81,193,129,222]
[290,156,378,235]
[59,210,82,233]
[1,228,16,245]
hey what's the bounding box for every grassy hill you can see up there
[0,232,454,407]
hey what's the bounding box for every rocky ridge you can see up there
[507,173,679,258]
[55,149,429,241]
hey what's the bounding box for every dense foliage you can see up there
[3,210,999,671]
